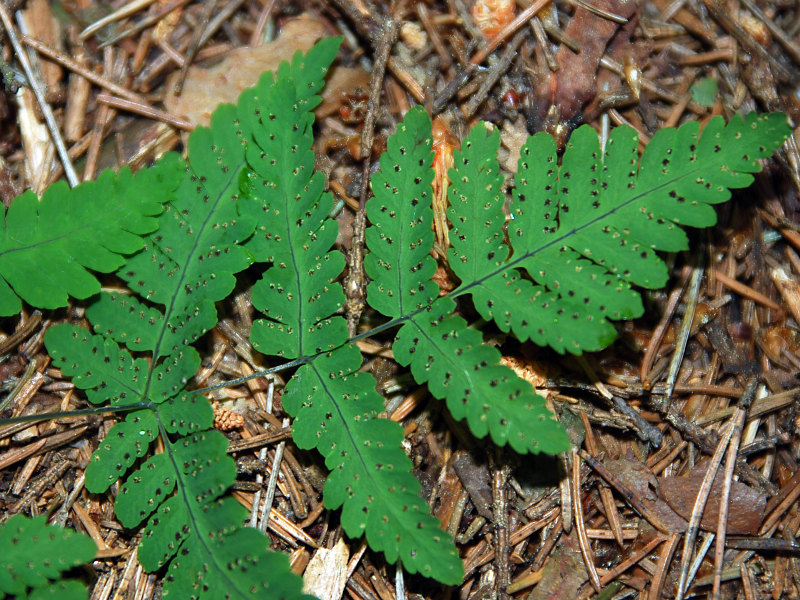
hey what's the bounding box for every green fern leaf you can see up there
[0,514,95,599]
[41,40,344,600]
[365,107,570,455]
[0,155,180,316]
[245,65,462,583]
[466,112,790,353]
[285,344,463,584]
[365,106,439,317]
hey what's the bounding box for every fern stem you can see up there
[0,401,154,426]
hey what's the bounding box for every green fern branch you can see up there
[0,33,791,598]
[0,157,180,316]
[42,40,343,600]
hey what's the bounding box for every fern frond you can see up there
[0,514,96,600]
[244,74,346,357]
[464,112,791,353]
[0,156,180,316]
[245,72,462,583]
[365,107,570,455]
[43,41,344,600]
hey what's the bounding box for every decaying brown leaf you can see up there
[659,461,767,535]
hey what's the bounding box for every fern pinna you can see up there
[0,514,95,600]
[455,111,789,354]
[42,40,343,600]
[0,159,180,316]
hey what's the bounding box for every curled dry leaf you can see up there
[532,0,640,129]
[659,461,767,535]
[452,451,493,520]
[165,12,368,130]
[527,531,588,600]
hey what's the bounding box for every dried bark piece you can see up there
[532,0,640,128]
[452,450,493,520]
[303,538,349,600]
[659,461,767,535]
[605,456,688,533]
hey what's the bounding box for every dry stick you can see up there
[661,406,776,495]
[259,428,291,533]
[675,417,737,599]
[464,29,526,117]
[530,16,559,71]
[740,562,757,600]
[713,270,781,310]
[576,534,666,599]
[433,0,551,114]
[80,0,159,39]
[0,311,41,355]
[640,282,685,386]
[579,411,624,546]
[711,376,758,599]
[344,18,401,339]
[83,48,117,182]
[172,0,246,94]
[686,532,716,591]
[492,462,511,600]
[248,375,273,528]
[648,533,681,600]
[96,93,193,130]
[663,259,705,400]
[572,449,601,592]
[559,453,572,533]
[0,6,78,187]
[63,35,92,142]
[579,449,673,534]
[98,0,194,49]
[416,3,451,69]
[470,0,551,65]
[21,34,148,104]
[249,0,277,46]
[703,0,797,83]
[173,0,219,95]
[579,354,661,445]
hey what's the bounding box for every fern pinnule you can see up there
[0,155,180,316]
[0,514,96,600]
[365,106,439,317]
